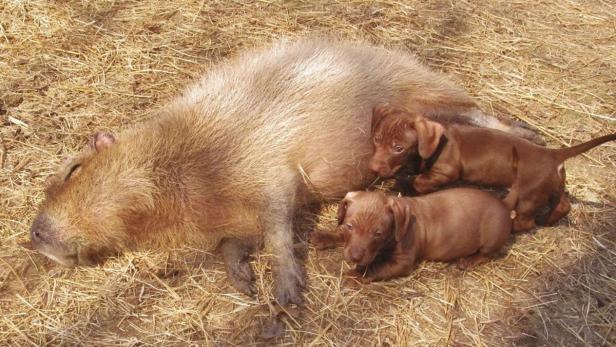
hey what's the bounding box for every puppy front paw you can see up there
[310,231,342,250]
[343,269,372,286]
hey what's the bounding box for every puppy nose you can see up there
[348,248,363,263]
[368,160,382,174]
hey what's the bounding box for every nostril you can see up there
[31,228,42,242]
[30,214,50,243]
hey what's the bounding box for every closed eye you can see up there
[64,164,82,181]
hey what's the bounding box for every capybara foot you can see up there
[510,124,546,146]
[219,238,257,296]
[260,314,286,340]
[226,259,256,297]
[276,279,303,306]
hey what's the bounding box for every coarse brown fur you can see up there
[369,105,616,232]
[311,184,518,282]
[30,37,541,306]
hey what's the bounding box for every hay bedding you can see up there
[0,0,614,345]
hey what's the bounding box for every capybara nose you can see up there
[30,214,50,245]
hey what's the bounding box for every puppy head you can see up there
[369,104,444,177]
[336,191,415,266]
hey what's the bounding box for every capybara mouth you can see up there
[36,246,79,267]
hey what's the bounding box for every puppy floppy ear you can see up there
[371,103,393,135]
[337,191,359,225]
[89,132,116,152]
[413,117,444,158]
[336,199,348,226]
[388,197,415,249]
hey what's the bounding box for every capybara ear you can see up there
[414,117,444,159]
[388,197,415,249]
[371,102,392,135]
[89,132,116,152]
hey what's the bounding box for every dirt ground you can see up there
[1,1,614,346]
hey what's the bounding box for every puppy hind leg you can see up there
[541,191,571,226]
[457,253,491,270]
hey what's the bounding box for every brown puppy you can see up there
[368,104,616,232]
[312,185,517,283]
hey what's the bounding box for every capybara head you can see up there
[369,104,445,177]
[30,132,155,266]
[336,191,416,266]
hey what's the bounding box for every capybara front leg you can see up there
[264,196,305,306]
[219,237,257,297]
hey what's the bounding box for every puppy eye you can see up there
[392,144,404,153]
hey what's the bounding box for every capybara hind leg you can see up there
[542,192,571,226]
[459,108,545,146]
[219,238,256,297]
[457,253,491,270]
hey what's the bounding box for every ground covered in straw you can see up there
[1,1,614,345]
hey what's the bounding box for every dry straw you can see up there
[1,1,614,346]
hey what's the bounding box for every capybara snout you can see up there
[29,212,78,267]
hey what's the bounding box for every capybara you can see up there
[30,38,541,305]
[368,104,616,232]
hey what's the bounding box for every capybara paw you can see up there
[227,261,256,297]
[514,126,546,146]
[260,315,286,339]
[276,281,303,306]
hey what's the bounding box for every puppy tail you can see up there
[552,133,616,162]
[502,146,519,213]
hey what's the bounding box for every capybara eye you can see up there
[64,164,82,181]
[345,223,353,230]
[392,144,404,153]
[374,229,383,237]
